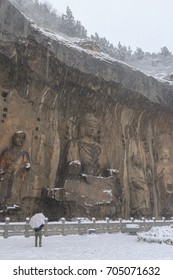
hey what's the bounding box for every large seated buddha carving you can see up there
[66,113,103,176]
[54,113,120,218]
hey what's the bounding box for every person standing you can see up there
[34,224,44,247]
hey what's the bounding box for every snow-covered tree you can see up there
[133,47,145,60]
[75,20,87,38]
[160,46,172,57]
[117,42,128,61]
[61,6,76,36]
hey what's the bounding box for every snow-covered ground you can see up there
[0,226,173,260]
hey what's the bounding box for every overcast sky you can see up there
[39,0,173,53]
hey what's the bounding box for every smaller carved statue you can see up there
[156,148,173,194]
[0,131,30,205]
[66,113,103,176]
[129,153,150,217]
[155,147,173,216]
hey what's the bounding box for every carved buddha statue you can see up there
[156,148,173,194]
[0,131,30,205]
[66,113,103,176]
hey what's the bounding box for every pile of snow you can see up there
[69,160,81,165]
[137,226,173,244]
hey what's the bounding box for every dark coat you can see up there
[34,224,44,232]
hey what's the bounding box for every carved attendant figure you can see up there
[0,131,30,204]
[129,153,150,217]
[156,148,173,194]
[155,147,173,216]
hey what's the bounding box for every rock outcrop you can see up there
[0,0,173,221]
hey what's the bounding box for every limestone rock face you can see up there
[0,0,173,221]
[78,39,100,52]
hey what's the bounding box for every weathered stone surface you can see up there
[78,39,100,52]
[0,0,173,221]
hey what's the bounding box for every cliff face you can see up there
[0,0,173,221]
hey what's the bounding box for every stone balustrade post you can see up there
[3,217,10,239]
[44,218,48,236]
[141,217,146,230]
[77,218,81,235]
[106,217,110,234]
[130,217,134,223]
[24,217,30,237]
[92,217,96,230]
[61,218,66,236]
[119,218,122,232]
[152,216,156,226]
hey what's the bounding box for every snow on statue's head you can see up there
[12,131,26,147]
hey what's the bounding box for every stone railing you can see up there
[0,217,173,238]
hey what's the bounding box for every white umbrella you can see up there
[29,213,45,229]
